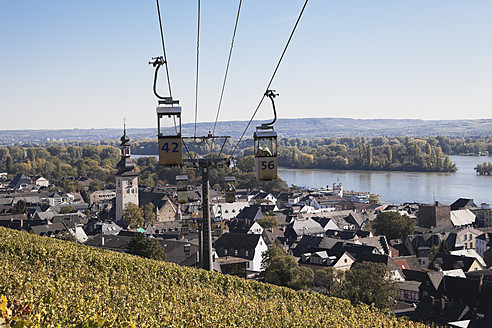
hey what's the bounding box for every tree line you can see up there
[277,141,456,172]
[0,144,288,194]
[129,136,462,172]
[9,134,492,192]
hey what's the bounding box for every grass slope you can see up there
[0,227,430,327]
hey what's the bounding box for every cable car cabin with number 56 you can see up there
[224,176,236,203]
[157,105,183,166]
[254,129,278,180]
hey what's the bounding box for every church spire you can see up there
[116,123,136,175]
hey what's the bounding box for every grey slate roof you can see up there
[9,174,32,189]
[288,218,325,238]
[84,234,131,251]
[157,239,199,266]
[451,198,477,211]
[236,205,263,221]
[293,235,345,257]
[214,233,261,250]
[30,222,68,236]
[429,253,482,272]
[0,198,13,206]
[213,233,263,260]
[33,211,56,221]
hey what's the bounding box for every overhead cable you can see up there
[231,0,310,157]
[194,0,201,138]
[212,0,243,137]
[155,0,172,97]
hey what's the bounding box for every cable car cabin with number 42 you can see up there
[254,128,278,180]
[157,103,183,166]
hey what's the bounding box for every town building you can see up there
[213,233,268,273]
[115,127,139,222]
[418,202,452,228]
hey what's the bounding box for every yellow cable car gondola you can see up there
[150,56,183,166]
[254,90,279,180]
[254,128,278,180]
[176,174,188,204]
[224,176,236,203]
[157,104,183,165]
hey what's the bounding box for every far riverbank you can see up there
[278,156,491,206]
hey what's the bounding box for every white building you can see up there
[115,128,139,222]
[214,233,268,272]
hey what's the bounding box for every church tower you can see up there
[115,126,139,223]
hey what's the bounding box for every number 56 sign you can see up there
[255,157,278,180]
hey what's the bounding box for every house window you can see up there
[224,249,228,255]
[464,235,467,241]
[245,250,249,257]
[234,250,238,256]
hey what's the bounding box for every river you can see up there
[134,154,491,206]
[278,156,492,206]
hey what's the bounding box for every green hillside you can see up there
[0,227,429,327]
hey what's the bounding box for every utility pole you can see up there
[182,136,230,271]
[200,161,212,271]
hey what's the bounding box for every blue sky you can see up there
[1,0,491,130]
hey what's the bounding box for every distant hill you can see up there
[0,227,428,327]
[1,118,492,145]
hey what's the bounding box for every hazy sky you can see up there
[1,1,491,131]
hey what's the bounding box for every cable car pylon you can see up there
[182,134,231,271]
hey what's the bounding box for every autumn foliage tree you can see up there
[372,211,415,240]
[123,203,144,229]
[342,262,397,310]
[125,232,167,261]
[260,241,313,290]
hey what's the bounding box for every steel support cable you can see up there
[212,0,243,161]
[194,0,201,138]
[230,0,309,157]
[155,0,172,97]
[212,0,243,137]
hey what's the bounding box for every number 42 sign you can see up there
[158,138,182,165]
